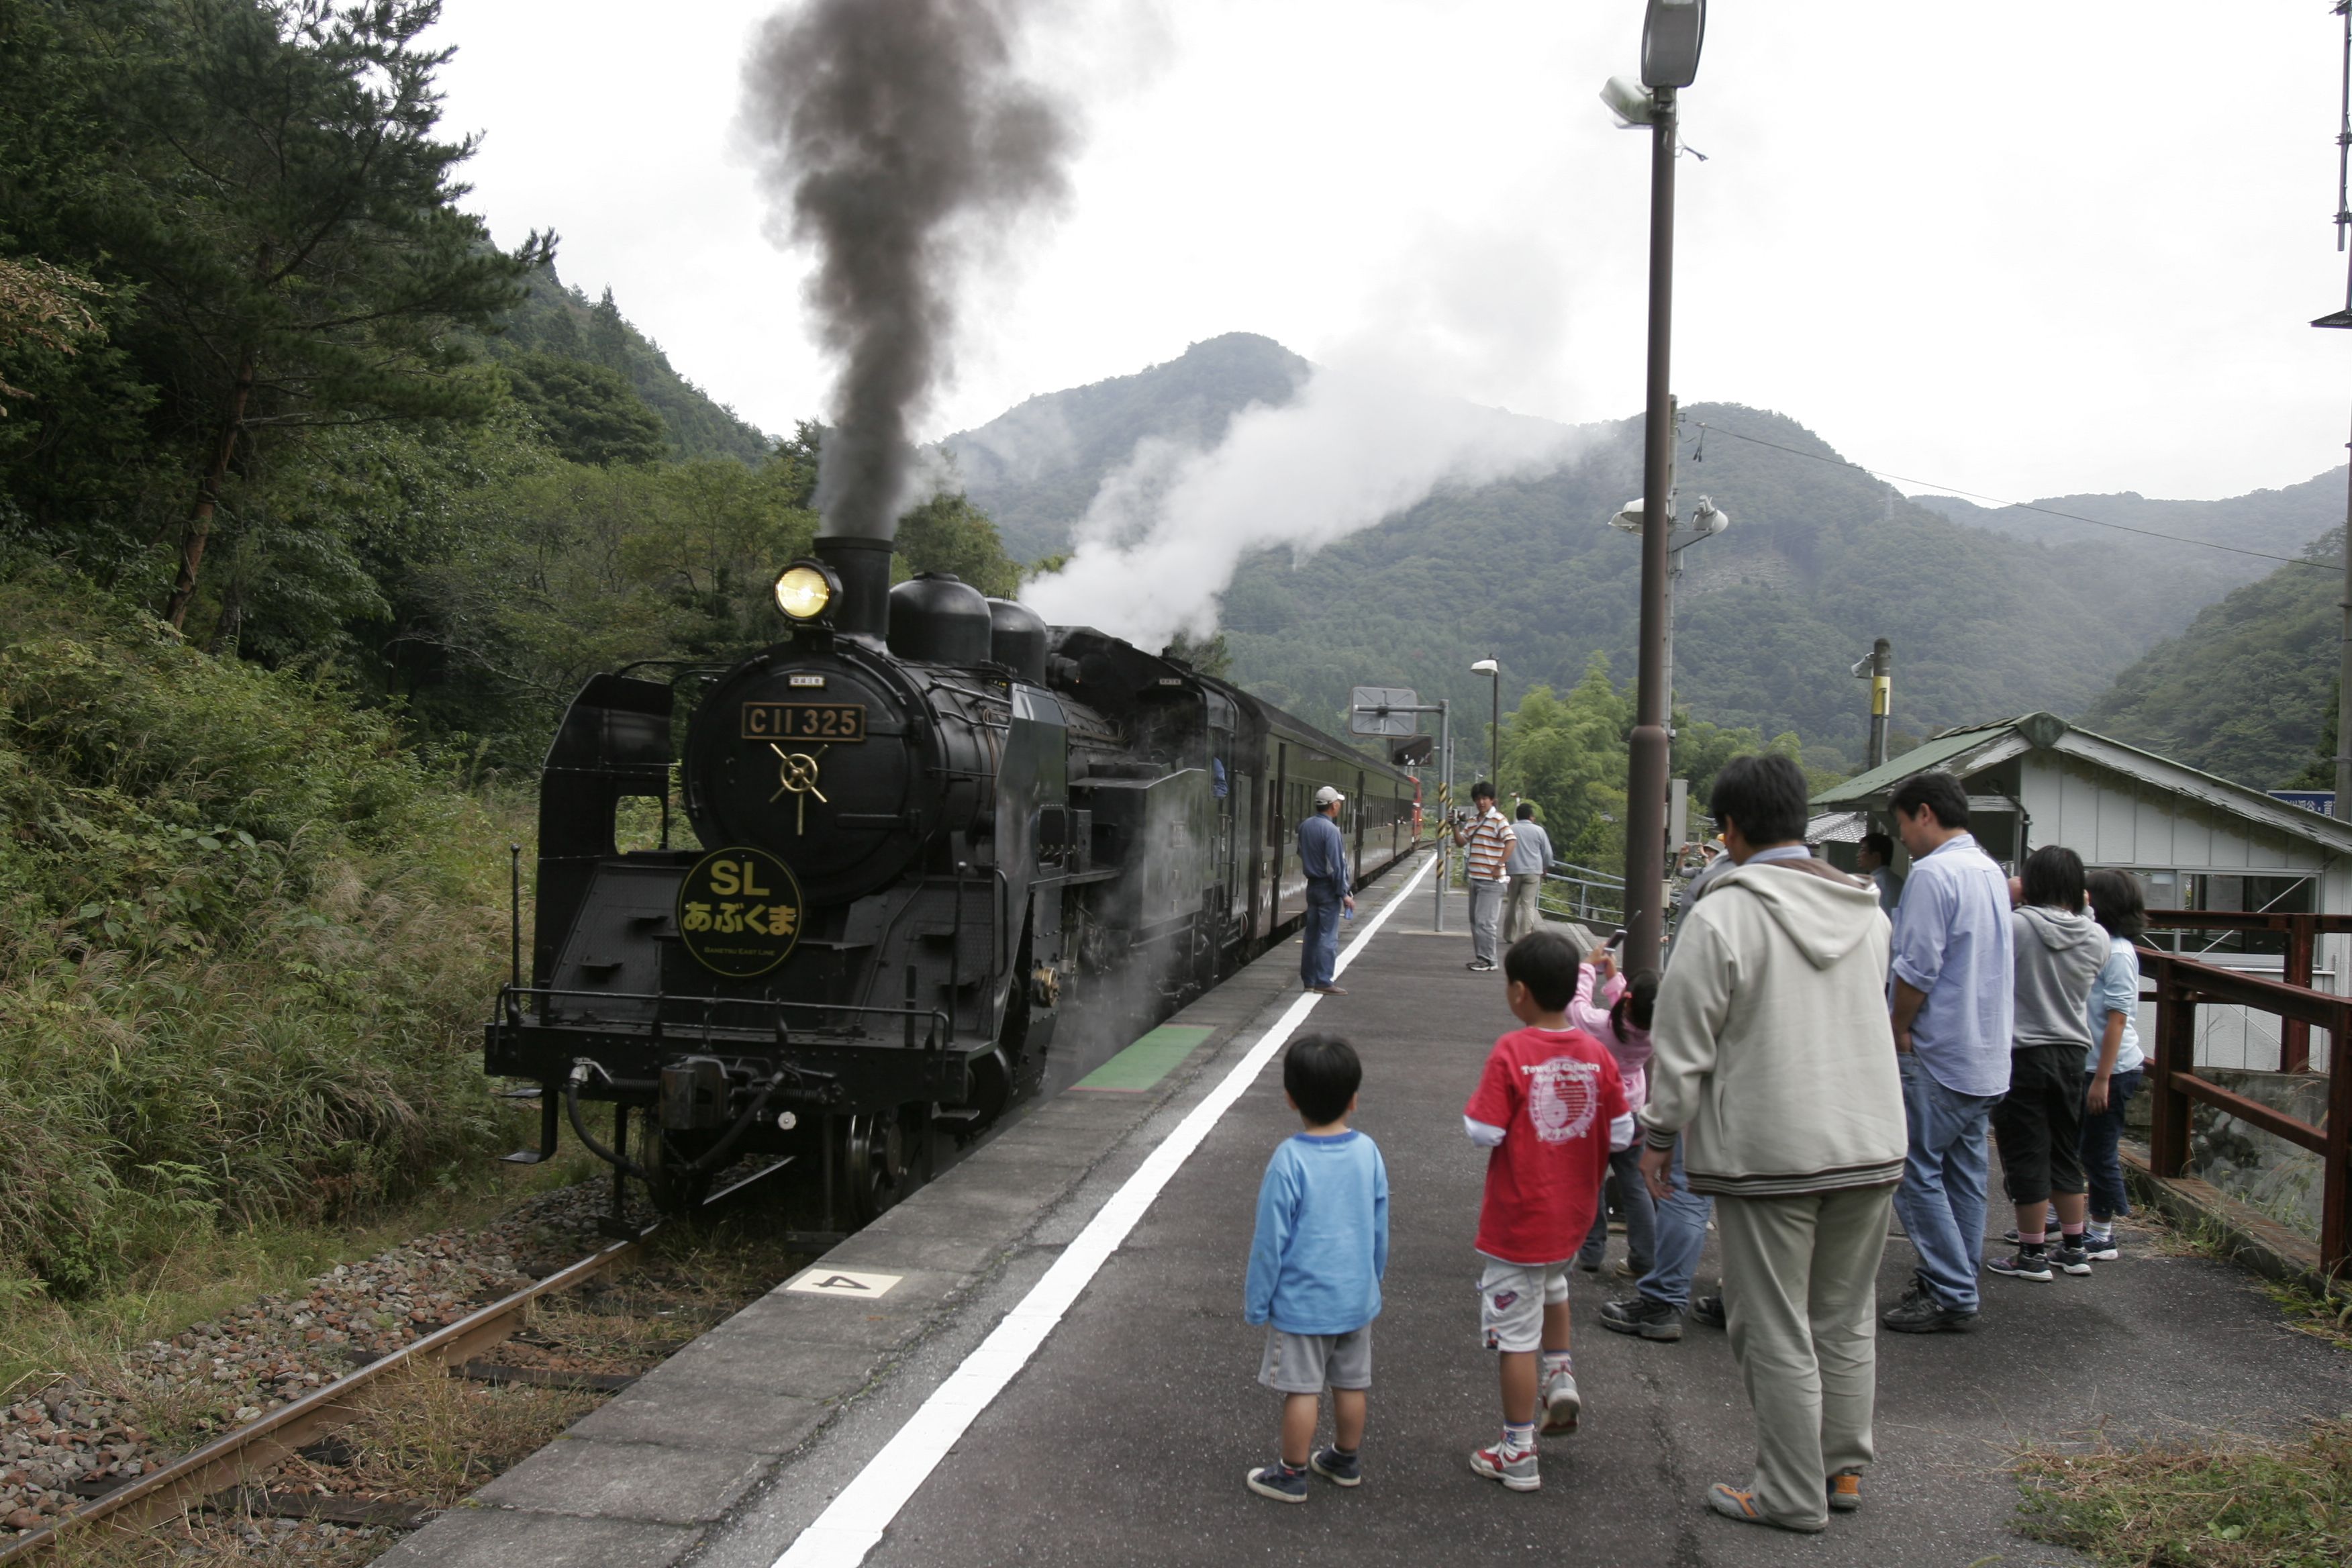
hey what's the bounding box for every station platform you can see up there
[385,852,2352,1568]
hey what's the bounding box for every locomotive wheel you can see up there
[842,1108,930,1224]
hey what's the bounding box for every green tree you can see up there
[1503,654,1631,867]
[504,351,667,467]
[118,0,551,628]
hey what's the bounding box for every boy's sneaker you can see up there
[2084,1231,2121,1263]
[1309,1447,1362,1487]
[1469,1440,1540,1492]
[1880,1283,1977,1333]
[1246,1461,1308,1504]
[1986,1248,2054,1282]
[2052,1243,2093,1276]
[1689,1294,1727,1330]
[1465,959,1498,972]
[1600,1295,1684,1341]
[1540,1367,1581,1434]
[1828,1469,1863,1513]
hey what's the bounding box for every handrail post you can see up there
[2327,996,2351,1278]
[2285,916,2316,1074]
[2147,955,2194,1179]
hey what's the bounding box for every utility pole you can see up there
[2314,0,2352,820]
[1868,638,1892,771]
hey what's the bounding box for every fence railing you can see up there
[2140,943,2351,1277]
[1541,863,1625,928]
[2142,910,2352,1073]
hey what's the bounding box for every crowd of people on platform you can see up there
[1245,755,2148,1530]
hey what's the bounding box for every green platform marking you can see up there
[1071,1025,1214,1093]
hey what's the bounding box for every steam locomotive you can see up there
[486,534,1421,1222]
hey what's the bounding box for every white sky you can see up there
[431,1,2352,503]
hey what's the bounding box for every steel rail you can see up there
[0,1157,788,1562]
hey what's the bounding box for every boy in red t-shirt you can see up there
[1461,929,1630,1492]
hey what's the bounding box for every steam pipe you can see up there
[816,534,893,638]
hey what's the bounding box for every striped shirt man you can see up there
[1461,805,1516,883]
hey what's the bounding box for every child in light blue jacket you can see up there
[1242,1034,1389,1504]
[2081,869,2148,1261]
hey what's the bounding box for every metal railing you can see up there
[1541,862,1626,928]
[2143,910,2352,1073]
[2141,942,2351,1277]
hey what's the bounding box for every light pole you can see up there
[1602,0,1705,973]
[1608,481,1728,739]
[1472,658,1501,791]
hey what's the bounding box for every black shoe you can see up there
[1599,1295,1683,1341]
[1309,1446,1361,1487]
[1986,1248,2053,1283]
[2052,1243,2092,1276]
[1689,1294,1726,1330]
[1465,959,1497,972]
[1879,1284,1976,1334]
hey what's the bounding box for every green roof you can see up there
[1810,718,2029,808]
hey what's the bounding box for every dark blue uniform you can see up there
[1298,812,1350,990]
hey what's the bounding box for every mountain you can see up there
[495,266,773,464]
[2078,531,2341,789]
[943,333,1310,563]
[944,338,2341,772]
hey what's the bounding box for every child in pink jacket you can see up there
[1573,947,1657,1278]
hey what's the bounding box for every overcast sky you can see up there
[431,1,2352,505]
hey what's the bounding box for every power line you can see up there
[1692,421,2341,572]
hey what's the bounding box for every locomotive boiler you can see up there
[486,534,1419,1223]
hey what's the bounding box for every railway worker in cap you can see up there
[1503,802,1554,946]
[1453,782,1515,973]
[1299,785,1355,995]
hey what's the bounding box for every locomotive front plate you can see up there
[675,846,805,977]
[741,701,867,742]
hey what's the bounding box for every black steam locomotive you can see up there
[486,534,1421,1222]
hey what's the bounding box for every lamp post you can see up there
[1472,658,1501,791]
[1602,0,1705,973]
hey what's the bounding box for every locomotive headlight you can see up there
[773,561,837,621]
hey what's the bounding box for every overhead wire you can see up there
[1690,421,2342,572]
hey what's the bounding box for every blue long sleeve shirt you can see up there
[1888,832,2014,1098]
[1298,812,1350,897]
[1244,1130,1387,1334]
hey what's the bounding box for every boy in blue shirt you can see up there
[1243,1034,1389,1503]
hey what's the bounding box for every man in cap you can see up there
[1298,785,1355,995]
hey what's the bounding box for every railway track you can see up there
[0,1159,794,1565]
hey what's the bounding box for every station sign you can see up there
[1349,686,1421,736]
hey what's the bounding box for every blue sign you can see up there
[2268,789,2336,814]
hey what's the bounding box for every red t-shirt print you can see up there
[1463,1026,1628,1265]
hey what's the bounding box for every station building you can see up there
[1806,711,2352,1078]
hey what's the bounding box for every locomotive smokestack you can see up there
[744,0,1072,632]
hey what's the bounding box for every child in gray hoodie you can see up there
[1987,846,2110,1281]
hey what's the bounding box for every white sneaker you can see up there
[1540,1366,1581,1434]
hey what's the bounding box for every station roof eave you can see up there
[1809,712,2352,860]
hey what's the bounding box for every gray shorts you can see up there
[1257,1325,1373,1393]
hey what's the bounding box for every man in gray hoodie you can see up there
[1986,846,2110,1281]
[1640,755,1906,1533]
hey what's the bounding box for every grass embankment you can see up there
[0,563,554,1389]
[2017,1420,2351,1568]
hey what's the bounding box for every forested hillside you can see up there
[2079,530,2341,789]
[956,340,2337,781]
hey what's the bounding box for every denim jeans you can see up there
[1577,1145,1657,1278]
[1636,1137,1714,1311]
[1300,889,1342,989]
[1892,1054,2000,1314]
[2079,1067,2141,1222]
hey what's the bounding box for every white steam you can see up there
[1020,356,1586,649]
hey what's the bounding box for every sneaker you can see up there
[1465,959,1498,972]
[1469,1440,1540,1492]
[1246,1461,1308,1503]
[1828,1469,1862,1513]
[1600,1295,1684,1341]
[1540,1367,1581,1435]
[1706,1481,1826,1533]
[1309,1447,1361,1487]
[2084,1232,2120,1263]
[1576,1255,1602,1273]
[1689,1295,1726,1330]
[1986,1248,2054,1283]
[1880,1283,1977,1334]
[2052,1243,2092,1276]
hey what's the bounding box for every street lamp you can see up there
[1471,658,1501,791]
[1606,488,1727,736]
[1603,0,1705,974]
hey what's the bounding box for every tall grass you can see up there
[0,563,519,1299]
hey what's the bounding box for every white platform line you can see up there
[771,850,1438,1568]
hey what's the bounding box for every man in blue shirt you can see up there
[1879,771,2014,1334]
[1297,785,1355,995]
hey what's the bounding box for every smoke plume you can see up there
[743,0,1072,540]
[1022,356,1589,649]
